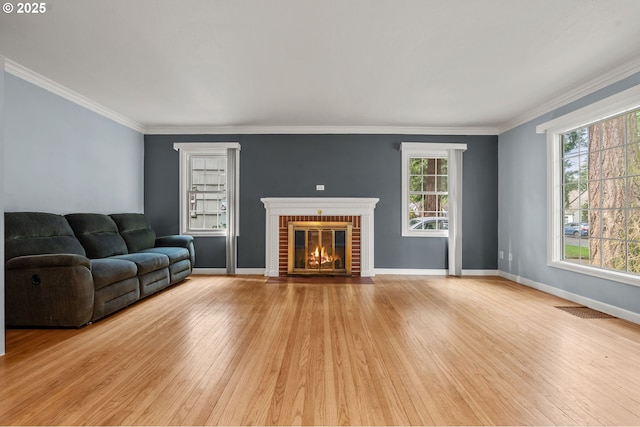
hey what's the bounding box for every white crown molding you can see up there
[7,53,639,138]
[144,124,500,136]
[498,53,640,134]
[4,58,145,133]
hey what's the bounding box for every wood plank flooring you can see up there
[2,275,640,425]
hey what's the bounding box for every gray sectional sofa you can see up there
[4,212,195,327]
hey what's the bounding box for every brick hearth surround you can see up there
[278,215,361,276]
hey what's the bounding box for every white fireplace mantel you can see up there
[261,197,379,277]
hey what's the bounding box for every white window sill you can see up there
[185,230,227,237]
[549,259,640,288]
[402,230,449,238]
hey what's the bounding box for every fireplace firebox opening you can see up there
[288,221,352,276]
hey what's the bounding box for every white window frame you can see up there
[401,142,466,237]
[537,84,640,287]
[174,142,240,237]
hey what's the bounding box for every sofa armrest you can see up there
[6,253,91,270]
[155,235,193,248]
[155,235,195,267]
[5,254,94,327]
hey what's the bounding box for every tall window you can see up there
[174,143,240,237]
[401,143,466,274]
[540,84,640,286]
[561,109,640,274]
[401,143,466,237]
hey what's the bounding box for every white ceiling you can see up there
[1,0,640,134]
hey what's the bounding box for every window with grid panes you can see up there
[408,156,449,232]
[560,108,640,276]
[174,143,240,237]
[188,154,227,233]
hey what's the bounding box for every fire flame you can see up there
[309,246,332,267]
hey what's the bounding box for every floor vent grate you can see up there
[555,306,615,319]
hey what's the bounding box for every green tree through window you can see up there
[561,109,640,274]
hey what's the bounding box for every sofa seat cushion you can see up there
[140,247,190,264]
[111,252,169,275]
[66,214,129,259]
[90,258,138,290]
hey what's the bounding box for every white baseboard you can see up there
[194,267,497,277]
[499,271,640,325]
[237,268,266,275]
[192,268,266,275]
[192,268,227,275]
[374,268,499,276]
[375,268,448,275]
[462,269,500,276]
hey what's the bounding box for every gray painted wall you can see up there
[4,73,144,214]
[145,134,498,270]
[498,71,640,316]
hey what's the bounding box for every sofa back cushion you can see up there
[65,213,129,259]
[110,213,157,253]
[4,212,86,261]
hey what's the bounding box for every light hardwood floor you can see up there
[2,275,640,425]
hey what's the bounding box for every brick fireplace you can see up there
[261,198,379,277]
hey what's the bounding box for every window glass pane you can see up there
[629,175,640,208]
[409,175,422,192]
[601,178,626,208]
[587,179,601,209]
[588,238,602,268]
[437,158,448,174]
[409,158,422,174]
[602,209,626,240]
[563,131,584,156]
[628,142,640,177]
[579,238,590,264]
[628,209,640,241]
[601,146,626,178]
[563,155,580,177]
[578,189,589,218]
[628,241,640,274]
[423,175,436,192]
[563,237,583,262]
[423,195,438,212]
[192,157,206,170]
[438,194,449,212]
[602,239,627,272]
[589,209,602,239]
[437,176,448,192]
[423,158,434,174]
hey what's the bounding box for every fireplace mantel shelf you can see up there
[261,197,379,212]
[261,197,379,277]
